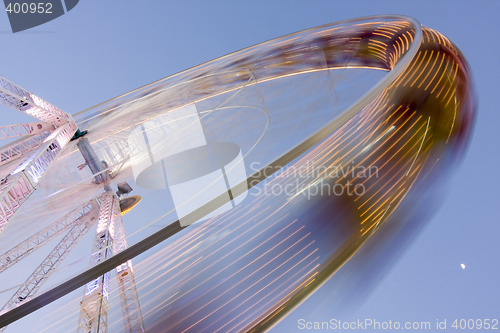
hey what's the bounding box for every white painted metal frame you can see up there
[0,200,98,273]
[78,192,144,333]
[0,76,77,231]
[0,202,100,333]
[0,122,54,139]
[0,76,144,332]
[0,77,70,125]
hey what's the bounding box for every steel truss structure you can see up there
[0,77,144,332]
[78,192,144,333]
[0,77,77,230]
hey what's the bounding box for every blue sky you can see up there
[0,1,499,332]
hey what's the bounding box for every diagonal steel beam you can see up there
[0,122,54,139]
[0,121,77,231]
[0,200,98,273]
[0,77,70,126]
[0,202,99,333]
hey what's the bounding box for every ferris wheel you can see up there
[0,15,474,333]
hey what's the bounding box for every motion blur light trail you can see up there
[247,24,475,331]
[0,15,474,332]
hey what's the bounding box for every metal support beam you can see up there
[77,138,110,187]
[0,122,54,139]
[78,192,118,333]
[0,132,51,166]
[0,77,70,125]
[113,209,145,333]
[0,200,98,273]
[0,77,77,232]
[0,202,99,333]
[0,121,77,231]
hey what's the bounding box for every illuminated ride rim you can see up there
[0,15,474,332]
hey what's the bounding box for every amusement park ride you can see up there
[0,77,144,332]
[0,14,474,333]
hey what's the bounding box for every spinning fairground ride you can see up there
[0,15,474,333]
